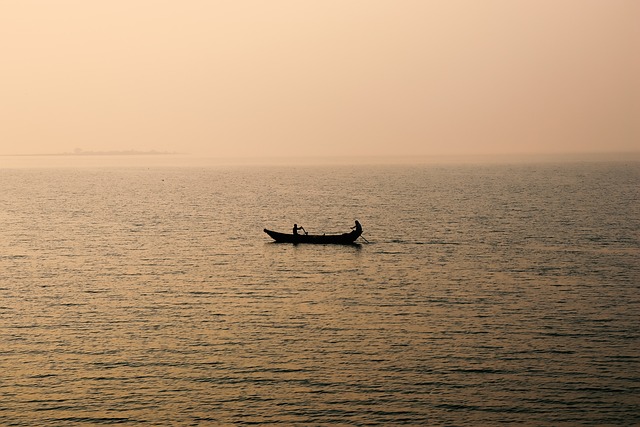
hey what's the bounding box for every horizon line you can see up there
[1,151,639,167]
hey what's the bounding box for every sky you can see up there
[1,0,638,159]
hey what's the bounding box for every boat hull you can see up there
[264,228,361,245]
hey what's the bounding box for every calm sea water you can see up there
[0,161,638,425]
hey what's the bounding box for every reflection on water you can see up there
[0,162,639,425]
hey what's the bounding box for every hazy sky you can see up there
[1,1,638,158]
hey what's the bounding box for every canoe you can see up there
[263,228,362,245]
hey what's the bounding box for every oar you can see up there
[359,235,369,243]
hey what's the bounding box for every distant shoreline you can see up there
[2,150,182,157]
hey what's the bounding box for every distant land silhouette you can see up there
[4,149,181,157]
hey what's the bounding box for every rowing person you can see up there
[351,220,362,234]
[293,224,305,235]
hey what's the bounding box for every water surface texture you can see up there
[1,162,639,425]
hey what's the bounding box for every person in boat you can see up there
[351,220,362,234]
[293,224,305,235]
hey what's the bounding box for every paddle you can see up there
[359,235,369,243]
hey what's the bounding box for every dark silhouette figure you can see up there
[351,220,362,234]
[293,224,305,235]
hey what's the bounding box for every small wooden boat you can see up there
[264,224,362,245]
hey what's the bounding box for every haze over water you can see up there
[1,1,638,158]
[1,160,638,425]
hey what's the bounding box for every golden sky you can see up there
[1,1,638,158]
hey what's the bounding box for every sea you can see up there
[0,158,638,426]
